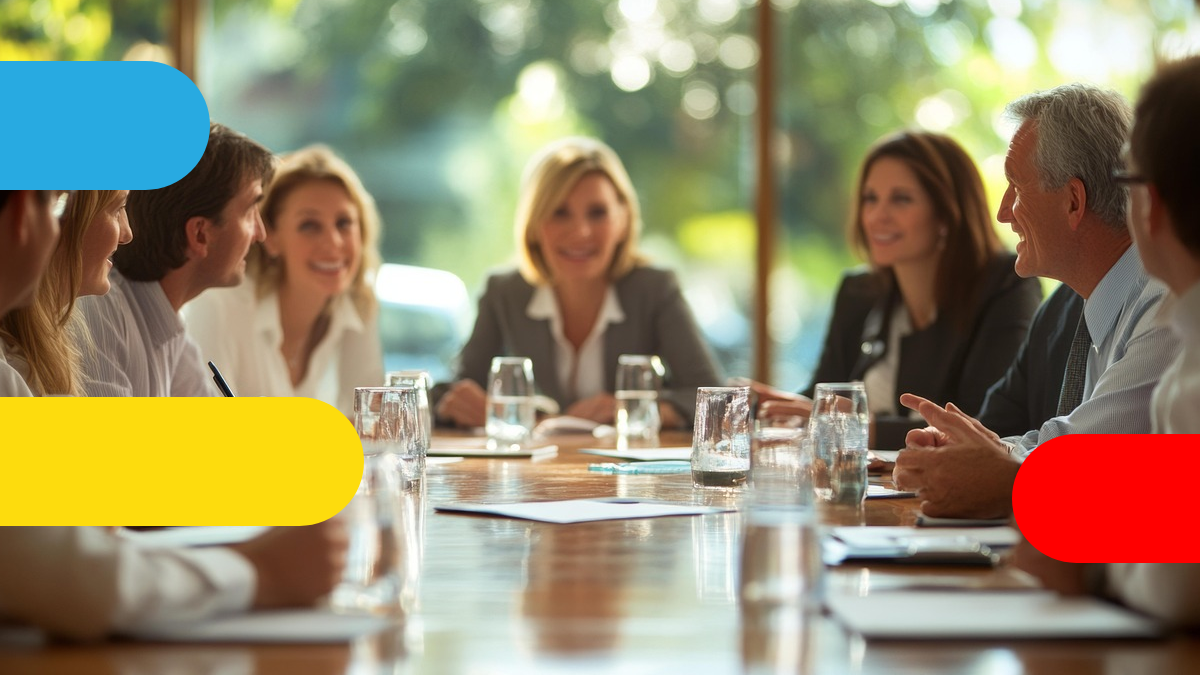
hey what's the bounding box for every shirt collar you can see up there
[121,273,186,348]
[255,288,367,347]
[1170,280,1200,340]
[1083,245,1145,347]
[525,285,626,325]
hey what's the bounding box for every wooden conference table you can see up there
[4,431,1200,674]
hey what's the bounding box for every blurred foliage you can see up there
[5,0,1198,385]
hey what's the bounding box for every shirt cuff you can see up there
[176,546,257,615]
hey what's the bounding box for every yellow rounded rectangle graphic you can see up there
[1,397,363,525]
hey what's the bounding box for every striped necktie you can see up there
[1056,313,1092,417]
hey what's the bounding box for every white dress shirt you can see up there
[525,284,625,406]
[76,271,217,397]
[184,280,384,418]
[1008,246,1180,457]
[1102,563,1200,627]
[1151,281,1200,433]
[0,527,254,640]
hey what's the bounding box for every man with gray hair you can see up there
[892,83,1180,519]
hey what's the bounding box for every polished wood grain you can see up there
[3,431,1198,674]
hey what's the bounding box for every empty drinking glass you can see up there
[486,356,536,453]
[331,439,413,616]
[808,382,869,503]
[386,370,433,467]
[691,386,752,489]
[615,354,664,450]
[354,386,425,479]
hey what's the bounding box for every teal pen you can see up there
[588,461,692,475]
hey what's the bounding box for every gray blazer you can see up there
[444,266,723,422]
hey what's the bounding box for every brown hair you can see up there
[115,123,274,281]
[516,137,647,285]
[850,131,1001,330]
[0,191,123,395]
[1131,55,1200,256]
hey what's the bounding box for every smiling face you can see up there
[536,172,629,285]
[859,157,942,271]
[265,179,363,301]
[997,122,1073,280]
[78,191,132,296]
[204,176,266,289]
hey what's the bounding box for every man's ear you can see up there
[186,215,212,259]
[1065,177,1087,231]
[1144,183,1172,240]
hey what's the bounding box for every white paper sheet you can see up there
[827,591,1161,640]
[426,444,558,459]
[127,609,396,643]
[916,513,1012,527]
[579,447,693,461]
[533,415,600,435]
[434,497,733,523]
[866,485,916,499]
[870,449,900,463]
[831,526,1020,549]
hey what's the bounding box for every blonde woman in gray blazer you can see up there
[435,138,721,428]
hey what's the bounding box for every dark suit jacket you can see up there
[441,267,723,423]
[806,253,1043,450]
[978,282,1083,438]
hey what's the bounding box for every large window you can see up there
[6,0,1199,386]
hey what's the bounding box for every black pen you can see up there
[208,361,235,397]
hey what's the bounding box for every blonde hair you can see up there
[0,190,121,395]
[248,145,381,318]
[516,137,646,285]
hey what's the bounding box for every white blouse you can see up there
[185,280,384,417]
[525,285,625,405]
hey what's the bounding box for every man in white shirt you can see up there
[892,84,1179,519]
[77,123,274,396]
[1,194,347,640]
[1126,55,1200,434]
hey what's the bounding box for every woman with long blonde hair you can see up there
[0,190,132,395]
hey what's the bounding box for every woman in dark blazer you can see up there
[765,131,1042,450]
[435,137,721,428]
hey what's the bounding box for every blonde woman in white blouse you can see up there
[188,146,384,416]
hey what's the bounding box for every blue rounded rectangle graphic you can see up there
[0,61,210,190]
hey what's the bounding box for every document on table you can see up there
[127,609,396,643]
[827,591,1161,640]
[427,442,558,459]
[579,447,693,461]
[824,525,1018,565]
[434,497,733,523]
[866,485,916,499]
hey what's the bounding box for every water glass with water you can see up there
[486,356,536,452]
[808,382,869,503]
[691,386,751,488]
[615,354,664,450]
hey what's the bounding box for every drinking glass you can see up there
[354,386,424,479]
[386,370,433,466]
[331,439,414,616]
[486,356,536,452]
[614,354,664,450]
[808,382,869,503]
[749,419,811,509]
[691,386,751,489]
